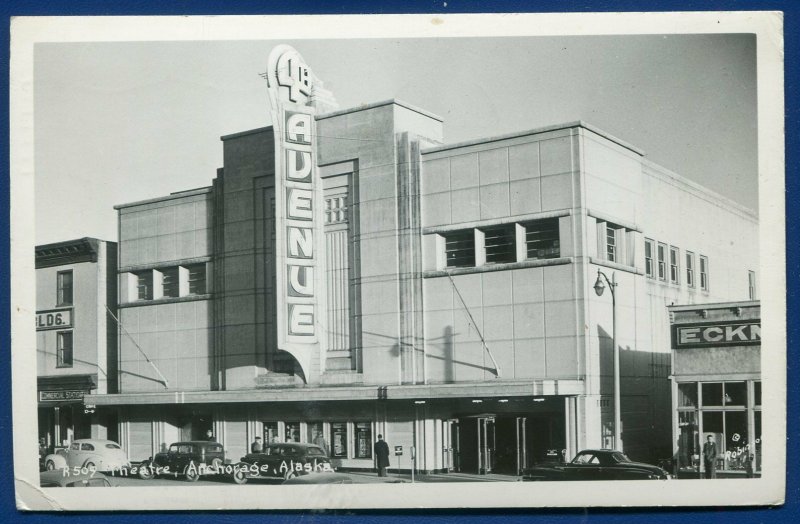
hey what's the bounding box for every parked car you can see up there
[237,442,333,483]
[40,470,117,488]
[522,449,670,481]
[138,440,243,483]
[43,439,130,473]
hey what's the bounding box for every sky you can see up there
[33,34,758,245]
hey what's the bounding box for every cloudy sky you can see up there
[34,33,757,244]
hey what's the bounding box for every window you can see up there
[482,225,516,264]
[644,239,654,278]
[331,422,349,458]
[57,271,73,306]
[669,246,680,284]
[657,243,667,281]
[686,251,695,288]
[161,267,179,298]
[57,331,73,367]
[263,422,280,444]
[284,422,300,443]
[324,196,347,224]
[678,383,698,408]
[699,255,709,291]
[748,271,757,300]
[606,226,617,262]
[80,443,95,451]
[525,219,560,260]
[187,264,206,295]
[354,422,373,459]
[445,230,475,268]
[136,271,153,300]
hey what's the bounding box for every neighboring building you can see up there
[85,47,759,475]
[668,301,761,478]
[36,238,118,451]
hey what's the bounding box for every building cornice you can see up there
[35,238,109,269]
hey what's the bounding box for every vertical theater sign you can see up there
[265,45,328,382]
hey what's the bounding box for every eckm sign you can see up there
[672,320,760,349]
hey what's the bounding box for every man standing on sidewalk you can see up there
[374,434,390,477]
[703,434,718,479]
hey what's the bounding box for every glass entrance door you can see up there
[478,417,495,474]
[516,416,528,475]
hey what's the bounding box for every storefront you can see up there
[669,301,761,478]
[37,375,96,452]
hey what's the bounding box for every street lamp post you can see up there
[594,270,622,452]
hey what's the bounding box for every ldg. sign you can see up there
[673,320,760,349]
[35,309,73,331]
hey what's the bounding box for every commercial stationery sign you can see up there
[265,45,326,382]
[672,320,761,349]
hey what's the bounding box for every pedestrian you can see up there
[250,436,263,453]
[205,429,215,442]
[703,434,717,479]
[374,434,390,477]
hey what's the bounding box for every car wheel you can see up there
[45,460,55,471]
[185,462,201,482]
[283,469,296,481]
[138,461,154,480]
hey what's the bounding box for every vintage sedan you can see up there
[138,440,244,483]
[43,439,130,473]
[40,470,117,488]
[522,449,670,481]
[237,442,333,482]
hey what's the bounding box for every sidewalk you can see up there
[342,470,522,483]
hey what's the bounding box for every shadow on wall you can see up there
[597,325,672,464]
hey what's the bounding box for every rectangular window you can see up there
[699,255,709,291]
[669,246,680,284]
[263,422,280,444]
[187,264,206,295]
[754,381,761,407]
[678,383,698,408]
[161,267,179,298]
[644,239,654,278]
[482,225,516,264]
[748,270,756,300]
[657,243,667,281]
[525,218,560,260]
[331,422,349,458]
[284,422,300,443]
[686,251,695,288]
[57,270,73,306]
[306,422,328,454]
[354,422,373,459]
[445,230,475,268]
[136,271,153,300]
[606,226,617,262]
[57,331,73,367]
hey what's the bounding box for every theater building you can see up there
[669,301,761,478]
[36,238,118,452]
[85,46,759,475]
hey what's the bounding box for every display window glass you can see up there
[331,422,348,458]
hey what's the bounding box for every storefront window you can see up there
[754,381,761,406]
[285,422,300,443]
[307,421,328,454]
[677,411,699,470]
[331,422,348,458]
[724,411,749,471]
[263,422,280,444]
[678,383,698,408]
[354,422,372,459]
[754,410,762,471]
[723,382,747,406]
[701,383,723,407]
